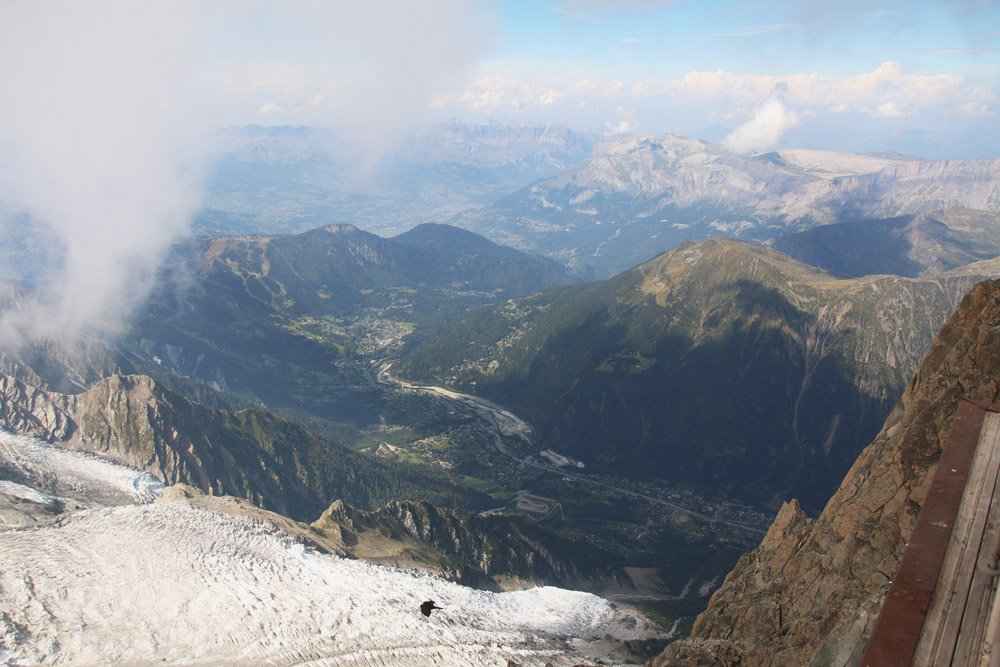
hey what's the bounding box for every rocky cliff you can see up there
[653,278,1000,666]
[311,498,611,591]
[0,373,488,520]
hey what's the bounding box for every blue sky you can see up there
[186,0,1000,157]
[3,0,1000,160]
[441,0,1000,156]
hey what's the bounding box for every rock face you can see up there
[653,279,1000,666]
[454,135,1000,278]
[0,373,488,521]
[311,498,610,591]
[156,485,598,594]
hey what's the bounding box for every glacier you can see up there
[0,431,656,666]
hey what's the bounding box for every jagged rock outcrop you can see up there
[0,374,76,440]
[0,373,318,517]
[653,279,1000,666]
[311,498,607,591]
[0,373,488,521]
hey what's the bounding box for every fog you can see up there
[0,0,209,342]
[0,0,493,345]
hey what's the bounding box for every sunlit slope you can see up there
[396,238,999,510]
[126,222,572,410]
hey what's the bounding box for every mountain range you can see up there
[199,120,597,237]
[120,222,572,441]
[451,135,1000,278]
[767,208,1000,278]
[395,236,1000,510]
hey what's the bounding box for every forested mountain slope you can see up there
[397,238,999,510]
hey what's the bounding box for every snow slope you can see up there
[0,430,164,507]
[0,504,649,666]
[0,431,654,666]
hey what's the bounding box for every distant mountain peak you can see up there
[452,133,1000,278]
[319,223,364,235]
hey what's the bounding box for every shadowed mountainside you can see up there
[654,278,1000,665]
[396,238,1000,510]
[768,209,1000,278]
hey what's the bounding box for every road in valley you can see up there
[377,364,766,536]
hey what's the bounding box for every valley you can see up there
[5,199,996,648]
[2,122,999,665]
[379,363,771,541]
[394,236,999,512]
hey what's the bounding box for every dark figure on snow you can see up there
[420,600,443,617]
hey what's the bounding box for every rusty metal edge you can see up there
[859,399,1000,667]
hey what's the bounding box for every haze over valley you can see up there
[1,1,999,665]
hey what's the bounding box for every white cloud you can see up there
[0,0,499,345]
[617,37,653,46]
[0,0,210,341]
[606,106,637,134]
[952,101,996,118]
[722,99,801,153]
[440,61,991,127]
[432,76,568,111]
[663,62,968,118]
[206,0,496,152]
[872,101,908,119]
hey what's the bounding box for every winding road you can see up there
[377,364,767,536]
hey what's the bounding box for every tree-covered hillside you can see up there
[396,238,998,510]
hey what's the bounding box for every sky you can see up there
[193,0,1000,158]
[0,0,997,337]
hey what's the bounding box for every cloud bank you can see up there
[206,0,495,156]
[0,0,496,345]
[434,61,996,153]
[441,61,992,119]
[0,0,210,342]
[723,99,801,153]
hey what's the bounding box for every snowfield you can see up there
[0,430,164,507]
[0,431,656,666]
